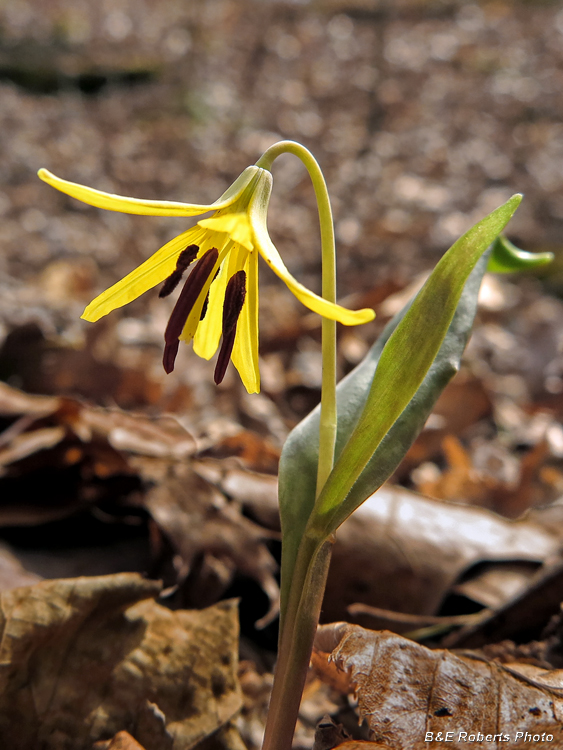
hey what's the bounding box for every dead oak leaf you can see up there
[0,542,42,590]
[0,381,196,525]
[0,573,241,750]
[314,623,563,750]
[95,731,147,750]
[140,461,279,628]
[324,484,558,624]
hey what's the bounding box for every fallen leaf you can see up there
[140,461,279,627]
[445,557,563,649]
[200,430,280,474]
[314,623,563,749]
[0,543,42,590]
[193,457,280,531]
[312,714,350,750]
[0,425,66,474]
[0,574,241,750]
[416,433,553,517]
[346,603,482,638]
[0,382,59,417]
[0,381,195,525]
[333,743,393,750]
[101,730,147,750]
[323,484,558,623]
[399,373,492,480]
[452,561,539,609]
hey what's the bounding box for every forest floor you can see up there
[1,1,563,749]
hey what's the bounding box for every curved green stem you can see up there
[257,141,337,495]
[256,142,338,750]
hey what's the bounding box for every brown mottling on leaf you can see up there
[0,574,241,750]
[314,623,563,750]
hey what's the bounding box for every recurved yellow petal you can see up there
[252,222,375,326]
[193,257,230,359]
[231,252,260,394]
[82,226,205,322]
[38,167,258,217]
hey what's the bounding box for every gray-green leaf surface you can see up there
[278,194,522,615]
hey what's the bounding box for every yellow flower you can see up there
[38,166,375,393]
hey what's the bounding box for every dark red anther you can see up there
[200,291,210,321]
[162,247,219,373]
[162,340,180,374]
[200,268,219,321]
[159,244,200,298]
[214,270,246,385]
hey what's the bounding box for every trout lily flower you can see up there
[38,166,375,393]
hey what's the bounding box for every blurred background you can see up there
[1,0,562,415]
[2,3,563,745]
[2,0,563,657]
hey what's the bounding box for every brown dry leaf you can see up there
[324,484,558,623]
[140,460,279,627]
[445,557,563,649]
[0,573,241,750]
[97,731,147,750]
[0,321,165,410]
[0,543,42,590]
[503,662,563,689]
[0,381,196,525]
[0,383,60,418]
[0,383,278,615]
[314,623,563,750]
[416,434,552,517]
[312,714,350,750]
[451,561,539,609]
[201,431,280,474]
[0,425,66,474]
[346,604,482,638]
[237,661,273,750]
[193,457,280,531]
[0,381,196,465]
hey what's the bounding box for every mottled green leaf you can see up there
[278,195,522,615]
[313,195,522,536]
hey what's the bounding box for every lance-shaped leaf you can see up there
[278,195,522,616]
[312,195,522,535]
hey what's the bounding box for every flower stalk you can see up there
[256,142,339,750]
[257,141,337,497]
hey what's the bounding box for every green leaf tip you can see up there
[488,235,554,273]
[309,190,524,536]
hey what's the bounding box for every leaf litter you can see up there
[3,1,563,746]
[314,623,563,750]
[0,574,241,750]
